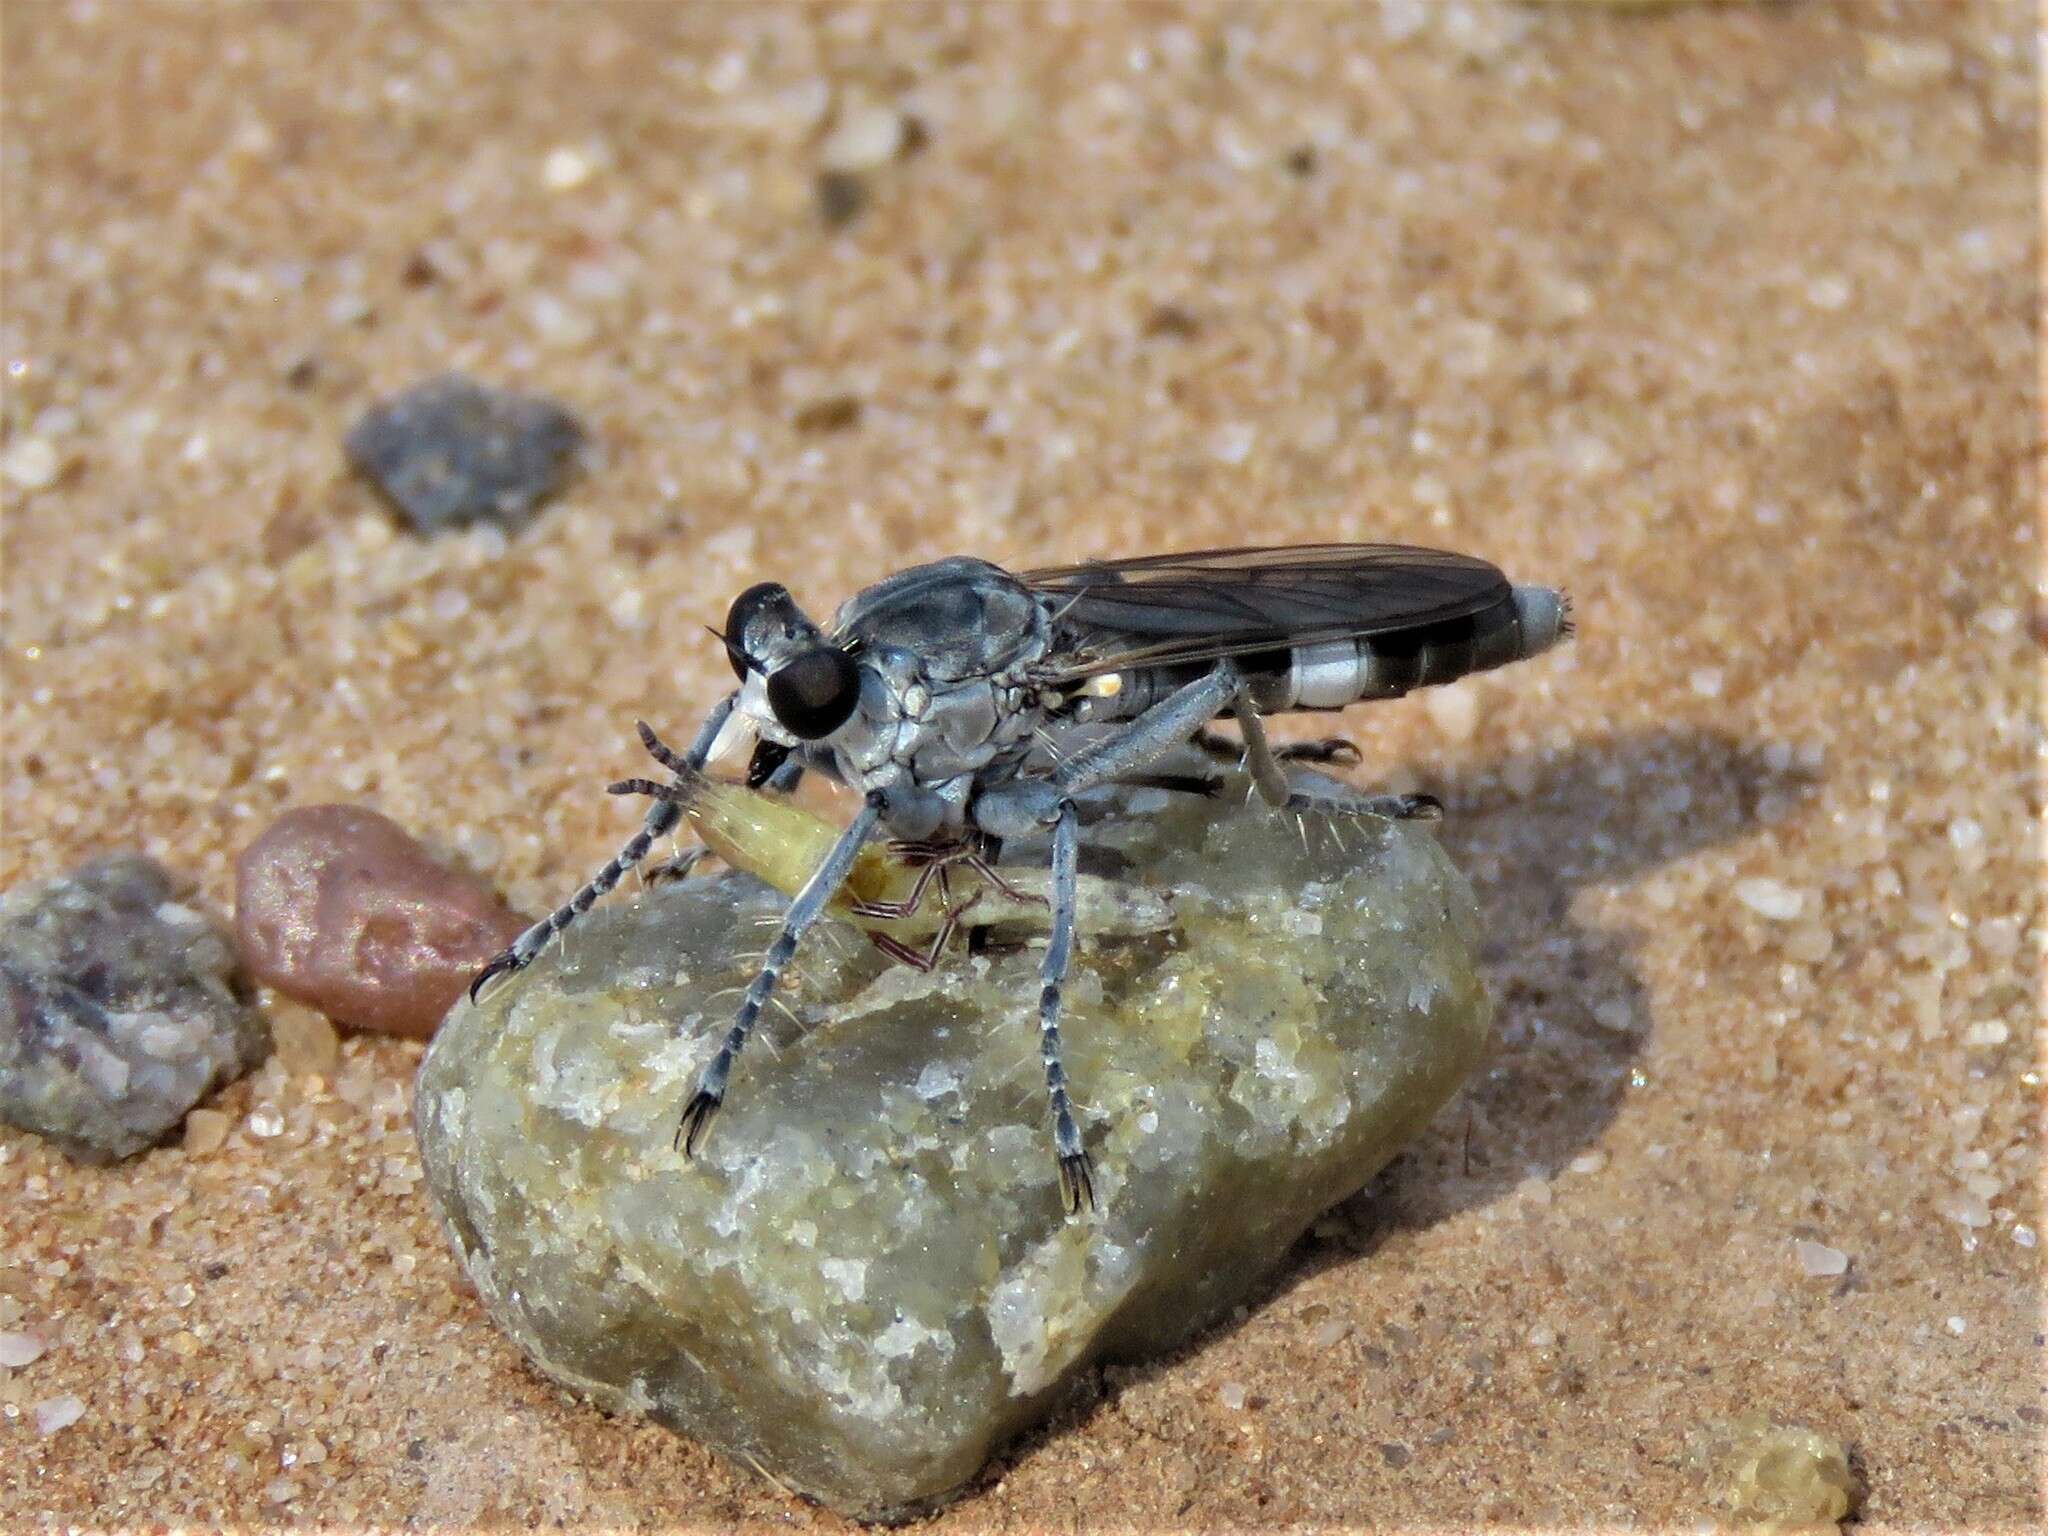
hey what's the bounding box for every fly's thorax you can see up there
[832,557,1049,684]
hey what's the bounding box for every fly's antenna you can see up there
[707,625,758,676]
[1558,591,1576,641]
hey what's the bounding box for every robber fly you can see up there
[471,546,1571,1215]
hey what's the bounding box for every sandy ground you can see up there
[1,1,2038,1528]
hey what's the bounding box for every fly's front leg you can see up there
[1233,703,1440,822]
[469,694,738,1002]
[676,790,884,1158]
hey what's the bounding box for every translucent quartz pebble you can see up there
[416,777,1491,1519]
[0,853,267,1161]
[1706,1412,1858,1530]
[344,373,584,534]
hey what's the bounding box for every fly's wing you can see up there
[1021,544,1511,683]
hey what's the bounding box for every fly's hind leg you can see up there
[1232,702,1441,822]
[469,696,737,1002]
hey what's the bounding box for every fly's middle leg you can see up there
[976,660,1247,1214]
[676,790,884,1158]
[1037,798,1094,1215]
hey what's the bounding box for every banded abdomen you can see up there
[1063,585,1568,722]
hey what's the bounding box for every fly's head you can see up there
[719,582,866,752]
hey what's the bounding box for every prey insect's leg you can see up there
[469,694,738,1002]
[1037,798,1095,1215]
[867,882,985,972]
[676,791,884,1158]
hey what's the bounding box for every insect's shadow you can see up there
[1337,721,1815,1241]
[1008,723,1816,1484]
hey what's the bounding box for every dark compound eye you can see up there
[766,647,861,740]
[723,581,789,679]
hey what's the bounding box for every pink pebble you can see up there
[235,806,528,1041]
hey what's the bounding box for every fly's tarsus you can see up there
[609,776,678,801]
[1058,1150,1098,1216]
[1280,736,1362,768]
[675,1089,723,1158]
[468,949,522,1003]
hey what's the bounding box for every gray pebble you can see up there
[344,374,584,534]
[1,854,268,1162]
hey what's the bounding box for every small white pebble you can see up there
[0,1330,48,1368]
[1793,1239,1849,1278]
[1210,422,1257,465]
[2012,1225,2037,1249]
[820,99,905,171]
[1688,666,1724,698]
[541,143,602,191]
[1937,1190,1991,1229]
[1218,1381,1248,1411]
[33,1395,84,1435]
[1312,1318,1352,1348]
[1567,1151,1606,1176]
[246,1105,285,1139]
[1806,274,1852,311]
[1962,1019,2008,1047]
[1976,605,2020,635]
[3,436,62,490]
[1945,1315,1967,1337]
[1947,817,1984,854]
[1735,877,1805,921]
[1526,1323,1555,1349]
[528,292,594,348]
